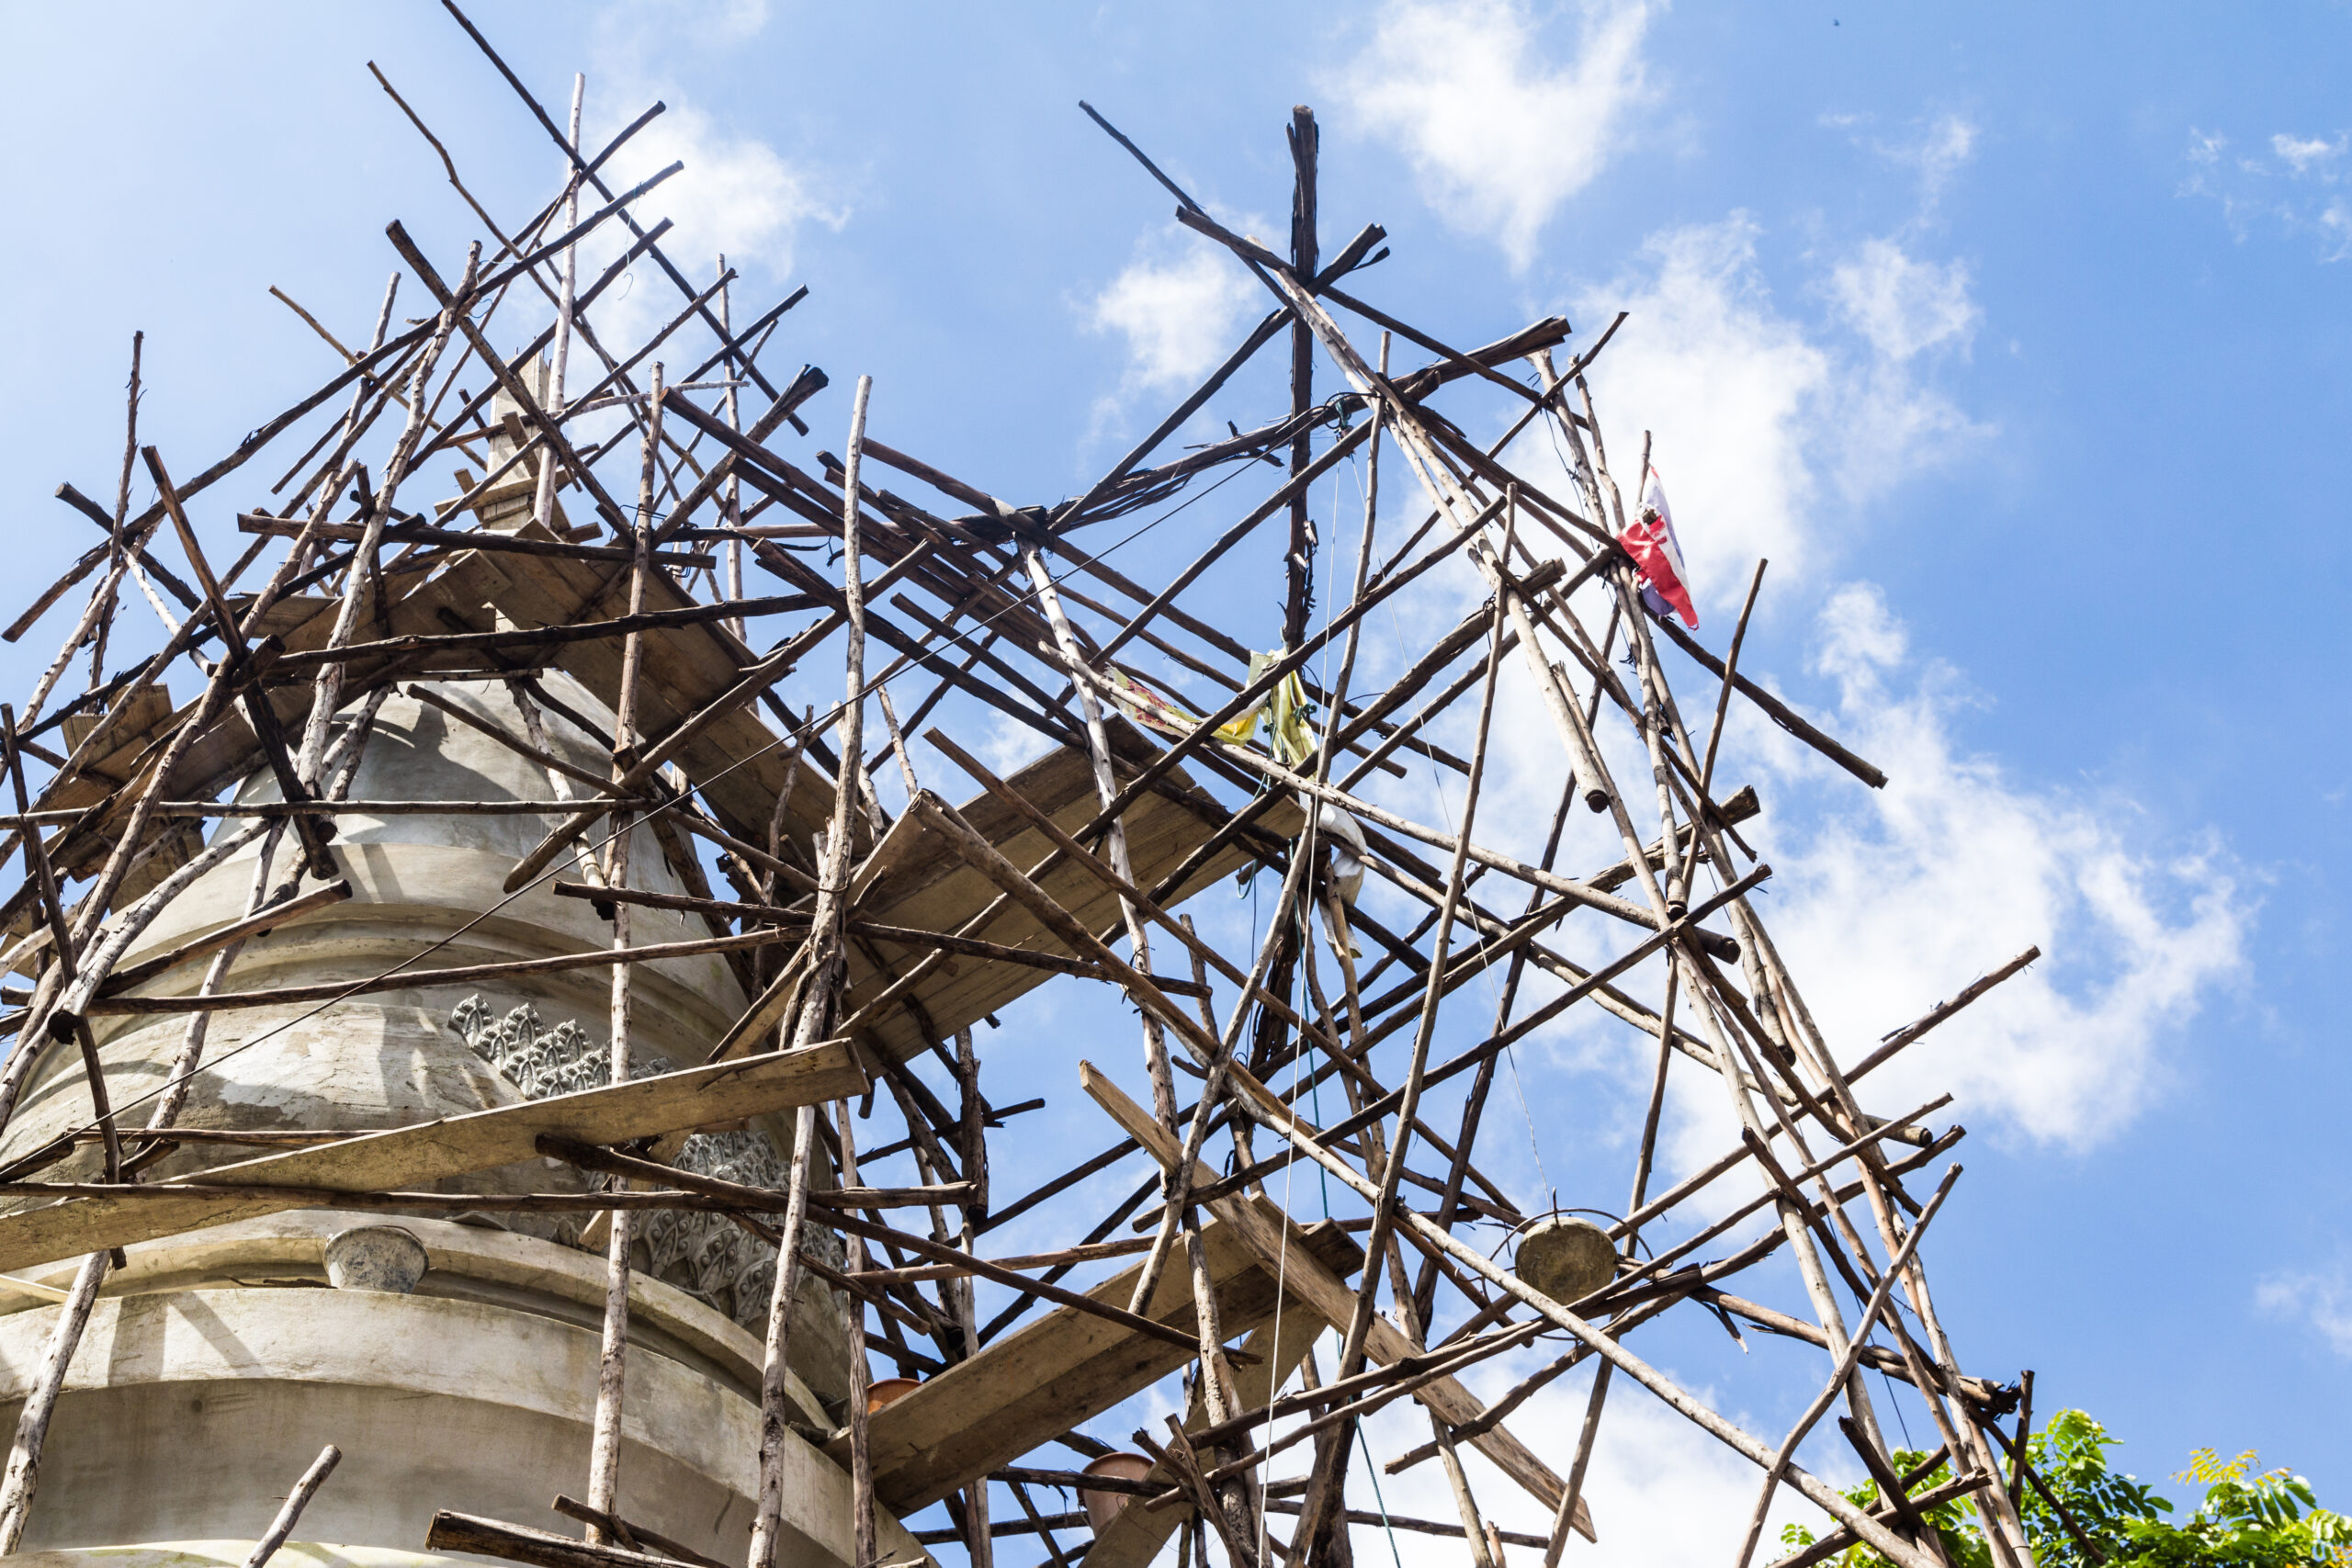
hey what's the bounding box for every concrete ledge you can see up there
[0,1285,925,1568]
[0,1210,844,1416]
[6,1541,470,1568]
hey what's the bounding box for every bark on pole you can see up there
[752,374,871,1568]
[530,73,585,543]
[586,359,662,1540]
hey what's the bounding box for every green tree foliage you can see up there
[1778,1410,2351,1568]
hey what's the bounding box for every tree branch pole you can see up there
[584,360,662,1541]
[530,73,585,543]
[1018,542,1180,1141]
[838,1100,877,1568]
[296,243,481,791]
[1120,837,1315,1327]
[241,1444,344,1568]
[1699,559,1769,805]
[953,1024,995,1568]
[84,331,144,693]
[1539,901,1668,1568]
[744,1092,823,1568]
[1730,1166,1963,1568]
[752,374,871,1568]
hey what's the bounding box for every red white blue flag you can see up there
[1620,467,1698,629]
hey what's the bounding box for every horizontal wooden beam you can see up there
[0,1041,866,1273]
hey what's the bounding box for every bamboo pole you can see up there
[1298,504,1512,1562]
[1700,560,1769,804]
[1730,1166,1962,1568]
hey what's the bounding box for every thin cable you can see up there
[1355,1421,1409,1568]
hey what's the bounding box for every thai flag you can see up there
[1620,467,1698,629]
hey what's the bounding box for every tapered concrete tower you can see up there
[0,675,921,1568]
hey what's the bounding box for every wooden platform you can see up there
[829,1211,1359,1514]
[839,716,1301,1062]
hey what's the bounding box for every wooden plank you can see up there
[427,1510,684,1568]
[228,592,337,642]
[827,1210,1359,1514]
[444,544,846,873]
[34,686,198,872]
[42,555,473,884]
[41,690,253,885]
[1080,1062,1592,1540]
[51,686,175,795]
[0,1041,866,1273]
[839,716,1302,1062]
[1077,1285,1327,1568]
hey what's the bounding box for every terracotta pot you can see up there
[1079,1452,1157,1535]
[865,1376,922,1414]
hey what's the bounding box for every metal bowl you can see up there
[1513,1215,1615,1305]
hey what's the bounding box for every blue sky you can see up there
[3,2,2346,1561]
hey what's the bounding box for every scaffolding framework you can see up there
[0,12,2052,1568]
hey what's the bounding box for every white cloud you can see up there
[2324,200,2352,257]
[1492,214,2239,1160]
[1704,583,2250,1151]
[1564,217,1982,606]
[2271,132,2346,175]
[596,98,844,288]
[1328,0,1654,270]
[1086,232,1259,390]
[1827,112,1978,208]
[1568,218,1827,594]
[1828,238,1978,363]
[1907,114,1979,204]
[2180,127,2352,262]
[2258,1259,2352,1358]
[1488,576,2250,1179]
[552,11,845,357]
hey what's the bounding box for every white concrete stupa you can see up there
[0,657,913,1568]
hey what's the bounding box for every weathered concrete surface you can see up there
[8,1543,473,1568]
[0,1212,835,1416]
[0,680,870,1561]
[0,1280,913,1566]
[7,679,752,1187]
